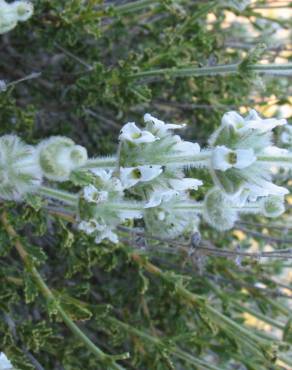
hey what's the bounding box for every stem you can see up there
[114,0,157,14]
[38,186,78,206]
[157,152,210,167]
[130,63,292,80]
[257,153,292,167]
[0,211,128,370]
[109,318,221,370]
[173,201,203,211]
[234,304,285,331]
[81,156,117,170]
[130,253,276,350]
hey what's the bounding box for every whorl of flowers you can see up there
[0,0,33,34]
[0,109,290,243]
[37,136,88,181]
[0,135,42,201]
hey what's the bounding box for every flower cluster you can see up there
[0,0,33,34]
[0,109,290,243]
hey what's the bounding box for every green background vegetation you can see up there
[0,1,292,369]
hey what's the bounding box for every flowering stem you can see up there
[38,186,78,207]
[130,63,292,80]
[82,156,117,170]
[114,0,157,14]
[157,151,210,167]
[173,202,203,211]
[257,153,292,167]
[0,211,128,370]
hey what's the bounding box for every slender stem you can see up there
[156,152,210,166]
[109,318,221,370]
[130,63,292,80]
[38,186,78,206]
[130,253,276,349]
[0,211,127,370]
[114,0,157,14]
[233,304,285,331]
[173,202,203,211]
[257,153,292,167]
[81,156,117,170]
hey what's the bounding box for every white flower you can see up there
[172,136,201,155]
[0,0,33,35]
[0,353,13,370]
[0,135,43,201]
[95,228,119,244]
[119,122,158,143]
[144,113,185,136]
[120,165,163,188]
[145,189,180,208]
[211,145,256,171]
[12,1,33,21]
[0,80,7,92]
[0,1,18,34]
[83,184,108,204]
[78,219,106,235]
[90,169,113,181]
[248,179,289,197]
[169,178,203,191]
[222,110,286,133]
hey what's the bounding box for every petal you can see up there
[83,184,108,203]
[119,122,158,143]
[120,167,140,188]
[144,113,184,134]
[0,353,13,369]
[173,139,200,155]
[234,149,256,169]
[139,165,163,182]
[119,122,141,139]
[211,146,232,171]
[244,110,287,132]
[262,146,289,156]
[221,111,245,129]
[90,169,113,181]
[249,178,289,197]
[169,178,203,191]
[95,228,119,244]
[145,189,180,208]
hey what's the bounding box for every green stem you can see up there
[130,63,292,80]
[173,202,203,211]
[109,317,222,370]
[156,152,210,167]
[38,186,78,206]
[233,304,285,331]
[82,156,117,170]
[115,0,157,14]
[0,211,128,370]
[257,153,292,168]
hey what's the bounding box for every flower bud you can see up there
[38,136,88,181]
[203,188,238,231]
[0,135,42,201]
[260,196,285,218]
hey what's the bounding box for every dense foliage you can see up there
[0,1,292,369]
